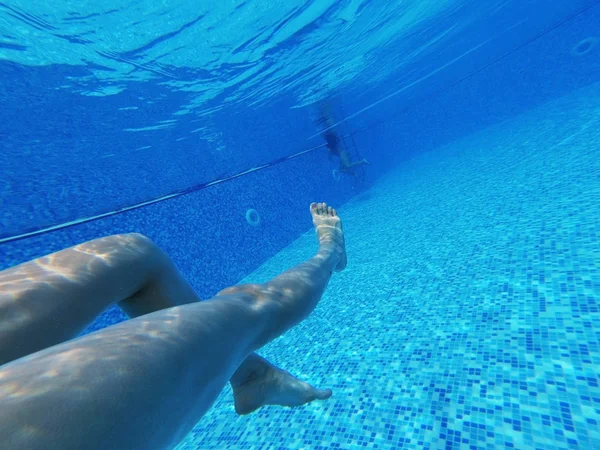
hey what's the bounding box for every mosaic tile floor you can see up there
[175,82,600,450]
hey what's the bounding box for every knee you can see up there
[100,232,155,248]
[118,233,163,256]
[99,233,167,269]
[125,232,155,248]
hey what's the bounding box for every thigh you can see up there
[0,233,199,365]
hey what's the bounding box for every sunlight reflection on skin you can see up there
[0,265,328,412]
[1,307,187,407]
[0,213,342,366]
[0,233,147,299]
[0,233,169,366]
[0,203,344,449]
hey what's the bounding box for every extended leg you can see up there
[216,202,346,347]
[0,202,346,450]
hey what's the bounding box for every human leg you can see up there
[216,201,346,345]
[0,232,330,412]
[0,203,345,450]
[0,232,198,366]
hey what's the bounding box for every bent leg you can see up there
[0,233,200,366]
[0,202,346,450]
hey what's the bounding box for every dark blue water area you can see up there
[0,59,328,238]
[343,0,600,168]
[2,0,597,241]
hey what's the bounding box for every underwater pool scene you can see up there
[1,0,599,449]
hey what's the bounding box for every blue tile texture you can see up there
[175,82,600,449]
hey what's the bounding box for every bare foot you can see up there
[232,360,332,415]
[310,202,347,271]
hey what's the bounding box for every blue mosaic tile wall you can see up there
[175,81,600,449]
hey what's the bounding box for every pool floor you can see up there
[176,82,600,449]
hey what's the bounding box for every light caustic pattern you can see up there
[0,0,470,112]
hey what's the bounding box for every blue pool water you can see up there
[1,0,599,449]
[185,84,600,450]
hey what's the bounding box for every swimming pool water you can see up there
[2,2,600,449]
[173,82,600,449]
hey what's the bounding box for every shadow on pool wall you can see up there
[344,3,600,172]
[0,149,370,333]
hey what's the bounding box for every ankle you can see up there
[316,246,341,269]
[230,354,271,388]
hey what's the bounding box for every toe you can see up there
[314,388,332,400]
